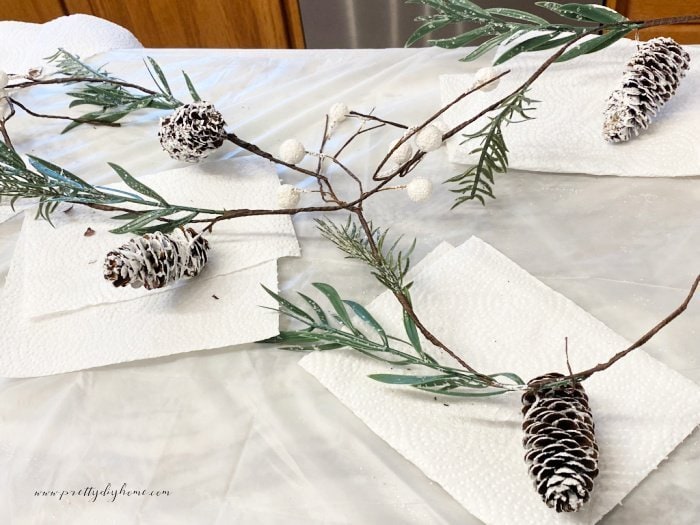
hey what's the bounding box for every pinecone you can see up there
[603,37,690,143]
[158,101,227,162]
[521,373,599,513]
[104,227,210,290]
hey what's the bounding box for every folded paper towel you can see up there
[300,237,700,525]
[440,38,700,177]
[0,215,281,377]
[19,157,299,318]
[0,14,142,74]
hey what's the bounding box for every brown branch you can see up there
[10,97,121,127]
[348,111,409,130]
[6,76,161,96]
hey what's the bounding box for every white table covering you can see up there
[0,47,698,524]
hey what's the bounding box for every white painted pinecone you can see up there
[521,373,599,513]
[158,101,227,162]
[104,227,209,290]
[603,37,690,143]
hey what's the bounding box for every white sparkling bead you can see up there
[473,67,501,91]
[279,139,306,164]
[329,102,349,122]
[0,71,8,89]
[406,177,433,202]
[389,139,413,164]
[415,125,443,152]
[277,184,302,208]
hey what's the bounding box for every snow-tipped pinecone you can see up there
[521,373,599,513]
[603,37,690,143]
[158,101,227,162]
[104,227,209,290]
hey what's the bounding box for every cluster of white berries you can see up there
[0,70,11,119]
[277,101,439,208]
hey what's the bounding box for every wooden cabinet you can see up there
[0,0,305,48]
[606,0,700,43]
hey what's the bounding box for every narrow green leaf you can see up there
[297,292,329,326]
[26,155,92,189]
[428,26,492,49]
[108,208,174,234]
[343,300,388,345]
[261,285,315,324]
[459,31,516,62]
[556,28,630,62]
[487,7,549,25]
[536,2,628,23]
[312,283,358,334]
[108,162,169,205]
[133,211,198,234]
[182,71,202,102]
[493,32,555,65]
[146,56,173,96]
[369,373,455,386]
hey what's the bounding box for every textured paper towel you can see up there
[0,220,280,377]
[440,38,700,177]
[300,237,700,525]
[0,14,142,74]
[20,157,299,318]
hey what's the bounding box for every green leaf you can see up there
[343,300,388,345]
[145,56,173,97]
[107,163,169,205]
[297,292,329,325]
[459,31,516,62]
[493,32,555,65]
[369,373,455,386]
[312,282,359,334]
[556,28,630,62]
[0,142,27,170]
[26,155,92,189]
[487,7,549,26]
[182,71,202,102]
[536,2,628,24]
[108,208,174,234]
[61,109,129,133]
[428,26,493,49]
[262,285,315,324]
[133,211,199,234]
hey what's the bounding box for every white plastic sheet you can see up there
[0,47,698,524]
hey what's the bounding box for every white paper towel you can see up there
[19,157,299,318]
[0,217,281,377]
[300,237,700,525]
[0,14,142,75]
[440,38,700,177]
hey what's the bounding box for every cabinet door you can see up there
[607,0,700,44]
[64,0,305,48]
[0,0,66,23]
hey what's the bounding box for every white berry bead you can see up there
[389,139,413,164]
[415,125,443,152]
[279,139,306,164]
[406,177,433,202]
[329,102,349,122]
[0,71,8,89]
[277,184,301,208]
[473,67,501,91]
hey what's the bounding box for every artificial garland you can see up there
[0,1,699,515]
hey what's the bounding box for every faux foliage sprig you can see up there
[264,280,525,397]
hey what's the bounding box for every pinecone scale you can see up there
[521,373,599,513]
